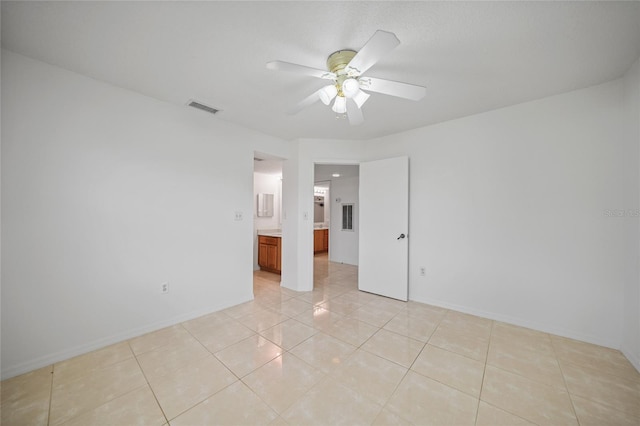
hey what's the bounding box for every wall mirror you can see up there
[257,193,274,217]
[314,195,325,222]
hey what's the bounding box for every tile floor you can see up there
[2,254,639,425]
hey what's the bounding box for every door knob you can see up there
[397,233,406,240]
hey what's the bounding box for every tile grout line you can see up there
[127,340,170,425]
[166,380,240,423]
[46,364,54,426]
[47,355,149,425]
[368,305,448,425]
[374,362,412,425]
[551,339,582,425]
[233,380,280,422]
[474,319,494,426]
[404,317,489,402]
[181,301,286,416]
[398,313,495,402]
[480,328,564,425]
[257,314,346,420]
[558,353,640,383]
[448,321,575,393]
[257,320,319,353]
[265,265,388,422]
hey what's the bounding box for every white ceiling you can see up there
[2,1,639,141]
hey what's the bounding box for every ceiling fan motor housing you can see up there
[327,50,357,97]
[326,49,357,74]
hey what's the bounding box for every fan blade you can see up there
[287,89,322,115]
[345,30,400,76]
[360,77,426,101]
[346,99,364,126]
[266,61,336,80]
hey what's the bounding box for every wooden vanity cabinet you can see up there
[313,229,329,254]
[258,236,281,274]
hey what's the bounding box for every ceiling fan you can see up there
[266,30,427,126]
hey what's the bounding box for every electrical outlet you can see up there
[420,267,426,276]
[161,282,169,294]
[234,211,243,221]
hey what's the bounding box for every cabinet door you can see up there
[323,229,329,251]
[267,244,278,269]
[258,243,269,267]
[313,230,323,253]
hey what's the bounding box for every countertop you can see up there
[258,230,282,237]
[260,232,282,238]
[258,226,329,238]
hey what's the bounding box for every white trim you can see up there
[621,344,640,373]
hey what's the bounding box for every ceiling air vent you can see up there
[187,100,220,115]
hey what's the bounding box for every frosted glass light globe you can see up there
[332,96,347,114]
[341,78,360,98]
[319,85,338,105]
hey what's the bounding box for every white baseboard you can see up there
[621,344,640,373]
[412,296,620,350]
[1,297,252,380]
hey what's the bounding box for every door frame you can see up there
[253,150,286,285]
[312,160,361,289]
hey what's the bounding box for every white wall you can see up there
[280,143,304,291]
[0,50,291,379]
[329,176,359,265]
[622,57,640,371]
[324,189,331,223]
[253,172,281,270]
[364,78,634,349]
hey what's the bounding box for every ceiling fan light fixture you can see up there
[353,90,370,108]
[319,85,338,105]
[341,78,360,98]
[268,30,426,126]
[332,95,347,114]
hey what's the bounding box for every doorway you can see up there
[253,152,284,290]
[313,163,360,289]
[313,157,409,301]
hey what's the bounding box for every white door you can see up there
[358,156,409,301]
